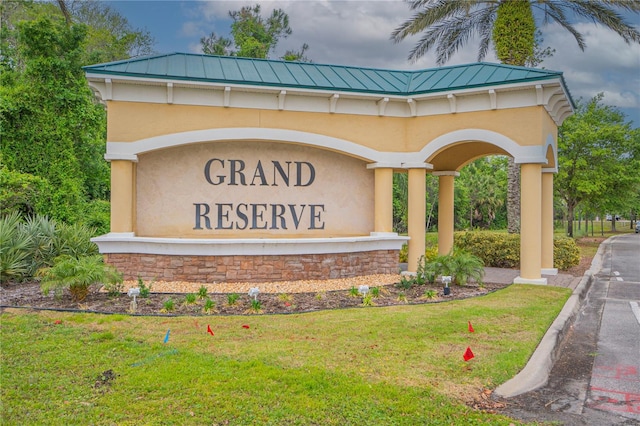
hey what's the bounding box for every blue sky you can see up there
[107,0,640,126]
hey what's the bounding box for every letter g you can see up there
[204,158,225,185]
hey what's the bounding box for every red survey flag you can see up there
[468,321,475,333]
[463,346,475,361]
[242,324,250,329]
[207,324,214,336]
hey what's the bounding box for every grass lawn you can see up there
[1,284,570,425]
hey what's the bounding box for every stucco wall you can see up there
[107,102,548,153]
[135,141,374,238]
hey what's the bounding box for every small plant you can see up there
[278,293,293,303]
[370,287,380,298]
[423,289,438,300]
[416,255,437,284]
[396,292,408,303]
[184,293,197,305]
[227,293,239,306]
[103,280,124,298]
[247,299,262,314]
[362,294,375,306]
[162,298,175,312]
[137,276,152,298]
[349,286,360,297]
[197,286,208,299]
[315,291,326,301]
[414,256,428,285]
[38,255,122,302]
[203,298,216,314]
[478,282,486,290]
[451,251,485,286]
[396,274,415,290]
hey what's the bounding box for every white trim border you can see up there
[92,233,409,256]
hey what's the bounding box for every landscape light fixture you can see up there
[248,287,260,301]
[442,276,452,296]
[128,287,140,311]
[358,285,369,296]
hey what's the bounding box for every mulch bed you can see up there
[0,280,509,316]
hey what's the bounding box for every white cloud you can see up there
[181,21,202,38]
[167,0,640,124]
[541,22,640,118]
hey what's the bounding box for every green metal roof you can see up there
[84,52,570,98]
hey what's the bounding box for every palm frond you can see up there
[408,6,498,64]
[564,0,640,44]
[392,0,484,43]
[533,1,586,50]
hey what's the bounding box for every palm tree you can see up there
[392,0,640,233]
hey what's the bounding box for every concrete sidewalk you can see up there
[483,267,582,290]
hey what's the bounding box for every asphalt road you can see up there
[502,233,640,425]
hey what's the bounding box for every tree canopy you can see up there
[0,1,154,233]
[200,4,310,61]
[556,95,640,236]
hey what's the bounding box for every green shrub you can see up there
[451,251,484,285]
[0,166,52,218]
[554,237,580,270]
[21,215,57,277]
[455,231,581,270]
[54,222,99,259]
[38,254,122,302]
[455,231,520,268]
[0,212,32,283]
[399,244,408,263]
[399,244,438,264]
[424,246,439,261]
[415,251,484,286]
[0,213,101,283]
[82,200,110,236]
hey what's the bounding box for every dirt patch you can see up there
[564,255,596,278]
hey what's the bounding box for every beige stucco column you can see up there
[110,160,135,233]
[541,171,557,275]
[433,171,458,255]
[407,166,427,273]
[367,165,394,233]
[515,163,547,284]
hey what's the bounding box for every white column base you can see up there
[542,268,558,276]
[513,276,548,285]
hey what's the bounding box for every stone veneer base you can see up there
[105,251,400,283]
[92,233,408,283]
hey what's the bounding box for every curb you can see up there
[494,237,613,398]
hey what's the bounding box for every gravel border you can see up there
[122,274,402,295]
